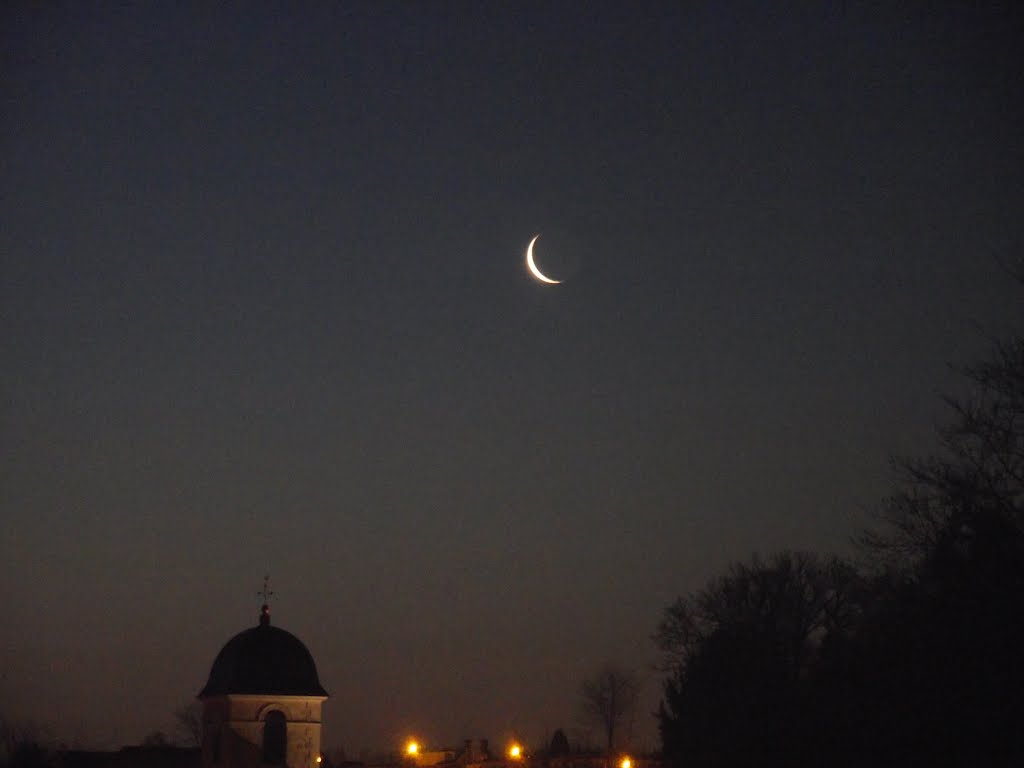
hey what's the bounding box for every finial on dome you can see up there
[258,574,274,627]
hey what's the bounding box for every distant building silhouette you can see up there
[400,738,658,768]
[61,746,200,768]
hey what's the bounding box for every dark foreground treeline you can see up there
[655,331,1024,767]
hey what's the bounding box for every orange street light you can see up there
[508,744,523,760]
[406,741,420,757]
[620,758,632,768]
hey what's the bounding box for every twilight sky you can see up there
[2,0,1022,756]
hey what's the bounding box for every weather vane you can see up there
[257,575,275,626]
[259,574,274,605]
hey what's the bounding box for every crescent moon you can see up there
[525,235,562,284]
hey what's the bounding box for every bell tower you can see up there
[199,587,328,768]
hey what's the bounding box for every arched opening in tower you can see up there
[262,711,287,765]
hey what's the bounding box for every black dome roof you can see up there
[200,609,328,697]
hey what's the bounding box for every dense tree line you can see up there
[656,328,1024,766]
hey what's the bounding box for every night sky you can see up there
[2,1,1022,756]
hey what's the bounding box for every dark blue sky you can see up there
[2,0,1022,755]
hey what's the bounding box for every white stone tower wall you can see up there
[202,694,325,768]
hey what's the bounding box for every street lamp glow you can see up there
[406,741,419,757]
[508,744,522,760]
[620,758,631,768]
